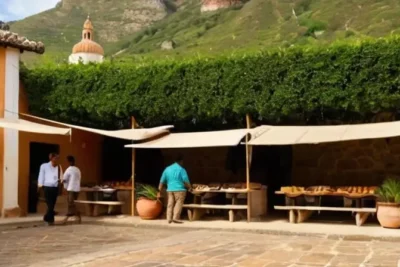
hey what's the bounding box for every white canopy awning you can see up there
[249,121,400,145]
[22,114,173,141]
[125,129,251,149]
[0,118,70,135]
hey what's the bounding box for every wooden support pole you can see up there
[246,114,252,222]
[131,116,136,216]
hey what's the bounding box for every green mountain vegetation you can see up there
[9,0,400,65]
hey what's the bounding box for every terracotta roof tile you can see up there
[0,30,45,54]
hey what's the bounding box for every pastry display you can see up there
[192,184,209,190]
[280,186,304,193]
[222,183,244,190]
[336,187,348,193]
[334,186,377,195]
[305,186,334,193]
[278,185,378,197]
[193,183,264,192]
[81,181,133,191]
[369,186,378,194]
[112,181,133,190]
[208,183,221,190]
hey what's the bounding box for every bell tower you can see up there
[82,15,94,41]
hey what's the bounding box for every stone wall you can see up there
[161,147,246,184]
[292,137,400,187]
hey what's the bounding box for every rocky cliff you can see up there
[201,0,243,12]
[57,0,168,42]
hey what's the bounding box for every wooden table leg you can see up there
[93,205,99,216]
[194,195,201,204]
[317,196,322,214]
[85,204,94,216]
[231,194,238,222]
[228,210,235,222]
[343,197,352,207]
[232,194,238,205]
[289,210,296,223]
[297,210,313,223]
[187,209,193,221]
[286,197,295,206]
[355,212,370,226]
[192,209,205,221]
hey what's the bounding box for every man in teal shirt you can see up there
[158,155,192,224]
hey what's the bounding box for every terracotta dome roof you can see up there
[72,39,104,55]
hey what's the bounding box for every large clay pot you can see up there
[136,198,163,220]
[377,202,400,229]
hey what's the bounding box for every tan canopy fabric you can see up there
[126,129,251,149]
[22,114,173,141]
[0,118,71,135]
[249,121,400,145]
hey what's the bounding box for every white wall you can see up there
[3,48,19,211]
[69,53,104,64]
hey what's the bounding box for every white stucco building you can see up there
[69,16,104,64]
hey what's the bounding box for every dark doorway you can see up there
[251,145,292,211]
[28,142,59,213]
[266,146,292,209]
[135,149,164,186]
[102,137,132,183]
[101,137,164,186]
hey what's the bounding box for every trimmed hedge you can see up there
[22,37,400,129]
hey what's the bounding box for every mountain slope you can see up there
[9,0,400,64]
[9,0,170,64]
[114,0,400,59]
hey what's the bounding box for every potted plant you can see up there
[376,178,400,228]
[136,183,163,220]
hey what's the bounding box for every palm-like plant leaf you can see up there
[376,178,400,203]
[136,183,158,200]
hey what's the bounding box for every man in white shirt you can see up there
[38,153,63,225]
[62,155,81,223]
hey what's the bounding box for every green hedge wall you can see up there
[21,37,400,129]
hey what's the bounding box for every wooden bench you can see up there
[75,200,124,216]
[183,204,247,222]
[274,206,377,226]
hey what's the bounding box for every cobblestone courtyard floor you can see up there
[0,223,399,267]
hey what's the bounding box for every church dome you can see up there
[71,16,104,56]
[72,39,104,55]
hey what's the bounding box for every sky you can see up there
[0,0,60,22]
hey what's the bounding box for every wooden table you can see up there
[183,188,267,222]
[274,191,377,226]
[74,200,124,216]
[79,187,131,216]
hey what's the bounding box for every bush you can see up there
[133,32,146,43]
[21,37,400,129]
[345,30,356,38]
[300,18,327,36]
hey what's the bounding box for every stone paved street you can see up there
[0,223,183,267]
[0,223,399,267]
